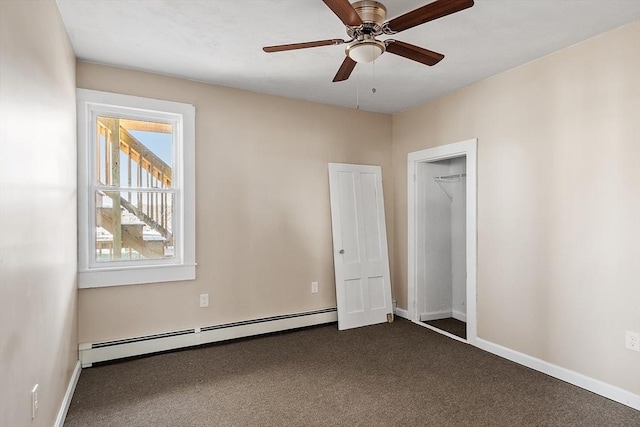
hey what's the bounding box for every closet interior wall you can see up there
[419,157,467,322]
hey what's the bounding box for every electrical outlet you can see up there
[199,294,209,308]
[311,281,318,294]
[31,384,38,419]
[626,331,640,352]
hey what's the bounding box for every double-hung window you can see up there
[77,89,195,288]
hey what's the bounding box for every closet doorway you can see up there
[407,139,477,344]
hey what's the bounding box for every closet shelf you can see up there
[434,173,466,183]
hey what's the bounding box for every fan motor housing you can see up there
[353,1,387,25]
[347,1,387,36]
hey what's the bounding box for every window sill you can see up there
[78,263,196,288]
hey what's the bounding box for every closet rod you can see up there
[434,173,467,182]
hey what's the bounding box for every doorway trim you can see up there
[407,139,477,344]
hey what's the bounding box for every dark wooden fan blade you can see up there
[263,39,344,53]
[333,56,357,82]
[385,40,444,66]
[323,0,363,26]
[386,0,474,33]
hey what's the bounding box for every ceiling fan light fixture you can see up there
[346,40,385,63]
[264,0,476,81]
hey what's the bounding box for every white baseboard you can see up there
[418,310,467,323]
[476,338,640,411]
[55,360,81,427]
[79,308,337,367]
[419,311,452,322]
[395,307,410,320]
[452,310,467,322]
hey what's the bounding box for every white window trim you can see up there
[77,89,196,288]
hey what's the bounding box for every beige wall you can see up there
[0,1,78,426]
[392,22,640,394]
[76,62,393,343]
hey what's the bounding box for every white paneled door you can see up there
[328,163,393,330]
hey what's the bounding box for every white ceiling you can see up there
[56,0,640,114]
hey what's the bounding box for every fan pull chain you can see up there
[356,64,360,110]
[372,60,377,94]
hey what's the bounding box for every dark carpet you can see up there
[425,317,467,340]
[64,319,639,426]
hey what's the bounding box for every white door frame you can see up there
[407,139,477,344]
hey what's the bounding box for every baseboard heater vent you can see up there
[80,307,337,367]
[91,329,195,349]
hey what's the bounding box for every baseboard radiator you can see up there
[79,307,337,367]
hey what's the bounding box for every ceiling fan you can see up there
[263,0,474,82]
